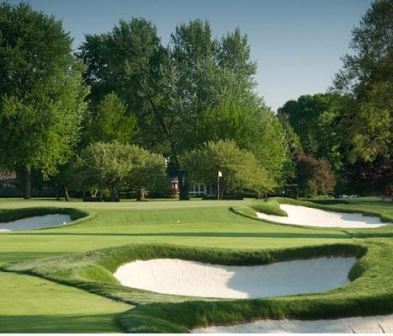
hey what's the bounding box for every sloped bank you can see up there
[0,207,89,232]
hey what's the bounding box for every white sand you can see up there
[0,214,72,232]
[193,314,393,333]
[114,257,356,299]
[256,204,387,228]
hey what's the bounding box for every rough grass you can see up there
[250,199,288,216]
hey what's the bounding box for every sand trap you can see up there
[114,257,356,299]
[193,314,393,333]
[256,204,386,228]
[0,214,72,232]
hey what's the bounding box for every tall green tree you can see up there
[0,3,89,198]
[79,18,164,149]
[80,19,289,198]
[332,0,393,195]
[278,93,346,171]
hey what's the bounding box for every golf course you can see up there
[1,0,393,333]
[1,197,393,332]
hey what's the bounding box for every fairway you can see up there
[0,197,393,332]
[0,272,129,333]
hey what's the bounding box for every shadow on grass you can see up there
[0,313,122,333]
[7,231,350,239]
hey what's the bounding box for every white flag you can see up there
[218,171,222,177]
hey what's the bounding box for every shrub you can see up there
[183,140,274,198]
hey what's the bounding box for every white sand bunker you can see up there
[114,257,356,299]
[193,314,393,333]
[256,204,387,228]
[0,214,72,232]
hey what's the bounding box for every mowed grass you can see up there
[0,198,353,265]
[0,272,129,332]
[0,197,392,332]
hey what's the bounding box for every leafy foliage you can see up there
[76,142,168,200]
[183,140,274,196]
[83,92,137,144]
[0,3,88,197]
[296,152,336,197]
[331,0,393,196]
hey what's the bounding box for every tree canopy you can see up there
[0,3,89,198]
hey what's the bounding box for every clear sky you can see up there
[10,0,372,111]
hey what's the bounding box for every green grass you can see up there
[0,196,393,332]
[250,199,288,216]
[0,272,129,333]
[2,242,365,306]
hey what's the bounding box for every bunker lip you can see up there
[113,256,356,299]
[192,314,393,333]
[257,204,387,228]
[0,214,72,232]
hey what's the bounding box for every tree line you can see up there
[0,1,392,200]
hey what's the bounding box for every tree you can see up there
[80,19,280,199]
[79,18,165,149]
[83,92,137,144]
[77,142,168,201]
[278,93,346,171]
[332,0,393,195]
[183,140,274,197]
[0,3,88,198]
[296,152,336,197]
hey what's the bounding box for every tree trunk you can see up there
[24,168,32,199]
[109,187,118,202]
[178,170,190,201]
[64,185,70,202]
[136,187,146,201]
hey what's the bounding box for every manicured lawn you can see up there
[0,272,129,333]
[0,197,392,332]
[0,198,352,265]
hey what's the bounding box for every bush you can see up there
[183,140,274,198]
[75,142,169,201]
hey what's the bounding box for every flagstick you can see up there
[217,173,220,200]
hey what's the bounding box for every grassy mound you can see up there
[230,200,287,221]
[250,200,288,216]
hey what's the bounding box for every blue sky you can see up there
[11,0,372,110]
